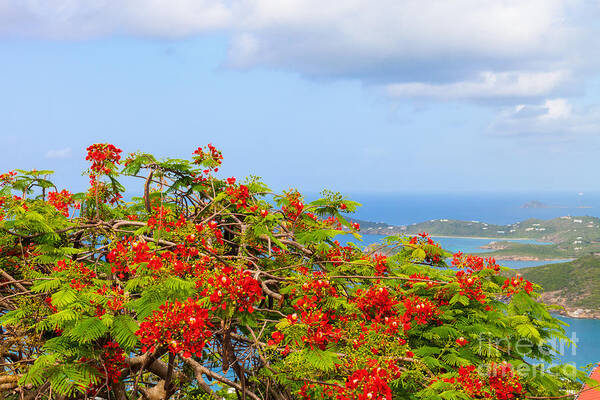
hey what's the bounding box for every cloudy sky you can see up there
[1,0,599,193]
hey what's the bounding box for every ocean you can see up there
[344,192,600,226]
[330,192,600,369]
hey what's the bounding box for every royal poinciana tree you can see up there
[0,144,593,400]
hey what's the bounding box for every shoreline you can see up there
[551,309,600,320]
[361,231,553,243]
[492,255,573,262]
[428,234,551,242]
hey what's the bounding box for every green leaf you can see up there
[111,315,140,351]
[302,349,341,372]
[31,278,62,293]
[51,288,77,307]
[65,317,108,343]
[449,294,469,306]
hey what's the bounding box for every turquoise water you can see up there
[556,316,600,367]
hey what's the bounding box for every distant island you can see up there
[517,256,600,319]
[521,200,549,209]
[519,200,592,209]
[352,216,600,261]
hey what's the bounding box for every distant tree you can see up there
[0,144,592,399]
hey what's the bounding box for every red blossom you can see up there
[136,298,213,357]
[47,189,79,217]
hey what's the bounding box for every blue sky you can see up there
[1,1,600,193]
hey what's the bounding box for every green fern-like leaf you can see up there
[302,349,341,372]
[65,317,108,343]
[31,277,62,293]
[111,315,140,351]
[51,288,77,307]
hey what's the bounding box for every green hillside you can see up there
[484,243,572,260]
[357,216,600,260]
[518,255,600,310]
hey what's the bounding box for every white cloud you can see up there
[0,0,595,104]
[490,98,600,137]
[228,0,572,71]
[385,70,570,100]
[45,147,72,159]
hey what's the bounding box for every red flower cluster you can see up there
[203,266,263,313]
[47,189,79,217]
[284,275,345,350]
[225,183,251,209]
[85,143,123,204]
[300,273,338,297]
[147,206,187,232]
[326,241,356,267]
[53,259,97,290]
[452,253,500,274]
[95,285,127,313]
[282,191,304,221]
[107,237,147,278]
[487,363,524,399]
[299,360,402,400]
[0,171,16,187]
[44,297,57,313]
[11,195,28,211]
[267,331,284,346]
[0,196,6,221]
[342,362,402,400]
[443,363,524,399]
[502,276,534,295]
[191,144,223,179]
[107,236,208,280]
[371,254,387,275]
[455,271,486,303]
[99,341,127,383]
[86,143,122,176]
[354,286,398,322]
[136,298,213,357]
[323,216,343,230]
[401,296,439,331]
[300,309,342,350]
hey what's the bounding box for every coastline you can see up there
[492,255,573,262]
[541,291,600,320]
[362,231,552,243]
[551,308,600,320]
[429,234,549,242]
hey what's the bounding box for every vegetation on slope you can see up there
[358,217,600,259]
[518,255,600,310]
[482,243,573,260]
